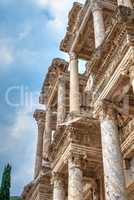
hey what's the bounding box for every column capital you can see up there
[117,0,133,8]
[68,154,83,169]
[33,109,45,128]
[58,75,65,85]
[69,51,78,61]
[46,106,52,112]
[51,172,65,186]
[91,0,103,13]
[98,100,117,122]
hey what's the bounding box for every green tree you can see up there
[0,164,11,200]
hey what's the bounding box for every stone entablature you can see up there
[39,58,68,105]
[60,0,117,60]
[88,7,134,106]
[22,174,52,200]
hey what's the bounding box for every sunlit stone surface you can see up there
[22,1,134,200]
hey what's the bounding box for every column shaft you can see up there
[53,174,65,200]
[57,75,66,125]
[100,105,126,200]
[43,107,52,159]
[69,52,80,113]
[92,1,105,48]
[34,121,44,177]
[129,66,134,93]
[117,0,133,8]
[68,156,83,200]
[33,110,45,178]
[100,177,105,200]
[131,157,134,179]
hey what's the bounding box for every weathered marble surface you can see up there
[68,157,83,200]
[92,1,105,48]
[34,119,44,177]
[69,52,80,114]
[53,173,65,200]
[43,107,52,159]
[57,76,66,125]
[129,65,134,94]
[117,0,133,8]
[100,112,126,200]
[131,157,134,179]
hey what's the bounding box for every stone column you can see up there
[92,181,99,200]
[92,1,105,48]
[130,157,134,179]
[99,102,126,200]
[53,173,65,200]
[117,0,133,8]
[129,65,134,93]
[69,52,80,114]
[33,110,45,178]
[99,176,105,200]
[57,75,66,125]
[43,107,52,160]
[68,155,83,200]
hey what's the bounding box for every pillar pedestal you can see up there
[69,52,80,114]
[68,155,83,200]
[99,102,126,200]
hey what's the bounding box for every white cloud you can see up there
[18,24,32,40]
[0,38,14,72]
[34,0,85,38]
[11,110,32,139]
[35,0,48,8]
[0,46,14,65]
[0,101,39,194]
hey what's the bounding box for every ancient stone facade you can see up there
[22,0,134,199]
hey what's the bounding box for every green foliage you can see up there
[10,197,21,200]
[0,164,11,200]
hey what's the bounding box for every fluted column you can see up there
[99,102,126,200]
[52,173,65,200]
[43,107,52,160]
[92,1,105,48]
[117,0,133,8]
[33,110,45,178]
[57,75,66,125]
[68,155,83,200]
[69,52,80,114]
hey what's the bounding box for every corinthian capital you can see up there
[58,75,65,85]
[91,0,103,13]
[98,100,117,122]
[51,172,65,186]
[69,52,78,60]
[33,109,45,128]
[69,154,83,169]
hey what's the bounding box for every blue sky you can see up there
[0,0,84,196]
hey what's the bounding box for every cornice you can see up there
[39,58,68,105]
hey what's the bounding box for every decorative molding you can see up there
[98,100,117,122]
[69,51,78,60]
[91,0,103,13]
